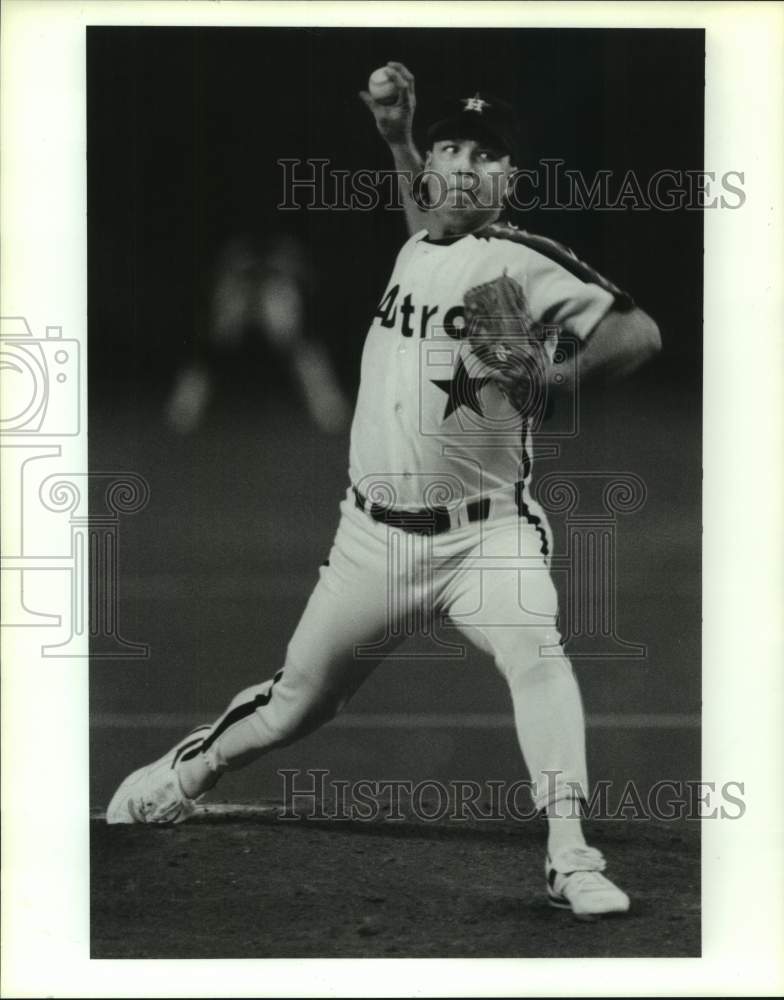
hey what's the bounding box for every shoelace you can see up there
[559,870,613,896]
[550,845,606,874]
[137,797,184,823]
[136,779,184,823]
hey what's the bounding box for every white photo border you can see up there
[1,1,782,996]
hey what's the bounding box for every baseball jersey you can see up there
[349,221,632,509]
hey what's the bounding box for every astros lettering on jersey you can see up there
[351,220,631,508]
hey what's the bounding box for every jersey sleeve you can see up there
[482,226,635,341]
[521,247,622,340]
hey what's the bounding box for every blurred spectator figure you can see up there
[167,233,350,434]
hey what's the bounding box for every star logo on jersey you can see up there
[431,355,490,421]
[463,94,489,114]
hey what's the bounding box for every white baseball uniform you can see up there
[177,221,631,811]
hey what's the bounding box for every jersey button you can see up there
[394,402,403,413]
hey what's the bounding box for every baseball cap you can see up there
[426,92,521,161]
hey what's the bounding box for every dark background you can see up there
[88,27,702,812]
[88,27,703,395]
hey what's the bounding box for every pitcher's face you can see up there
[424,138,515,230]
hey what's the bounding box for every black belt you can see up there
[352,485,497,536]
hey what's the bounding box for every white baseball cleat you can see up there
[546,845,630,919]
[106,726,212,825]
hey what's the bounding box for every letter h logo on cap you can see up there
[463,94,490,113]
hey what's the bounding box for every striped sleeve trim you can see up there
[478,222,636,312]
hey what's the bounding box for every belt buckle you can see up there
[371,502,450,536]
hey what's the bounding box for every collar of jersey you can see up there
[418,231,472,246]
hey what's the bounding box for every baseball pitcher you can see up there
[107,62,661,920]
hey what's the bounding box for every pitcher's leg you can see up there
[444,515,629,916]
[108,502,406,823]
[177,506,404,795]
[177,564,391,795]
[444,517,588,814]
[450,609,588,815]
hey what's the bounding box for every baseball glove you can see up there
[463,271,550,417]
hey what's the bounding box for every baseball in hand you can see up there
[368,67,399,105]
